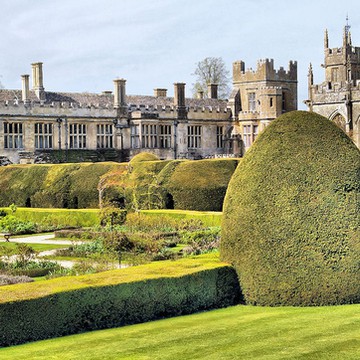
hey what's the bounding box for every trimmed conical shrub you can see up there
[221,111,360,306]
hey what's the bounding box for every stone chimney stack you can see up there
[113,78,127,117]
[31,62,45,101]
[174,83,187,119]
[197,90,204,99]
[208,83,218,99]
[154,88,167,97]
[21,74,30,104]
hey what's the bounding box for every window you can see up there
[131,125,140,149]
[282,92,286,111]
[97,124,113,148]
[243,124,259,148]
[243,125,252,148]
[270,97,273,107]
[142,124,157,148]
[159,125,172,148]
[4,122,23,149]
[69,124,86,149]
[248,92,256,111]
[216,126,224,148]
[35,123,53,149]
[187,125,202,149]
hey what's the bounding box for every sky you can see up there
[0,0,359,109]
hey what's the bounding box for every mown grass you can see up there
[0,304,358,359]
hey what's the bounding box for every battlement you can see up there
[0,99,117,117]
[233,58,297,83]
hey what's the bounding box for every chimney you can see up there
[21,74,30,104]
[31,62,45,101]
[208,83,218,99]
[113,78,127,117]
[174,82,187,119]
[154,88,167,97]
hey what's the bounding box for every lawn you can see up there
[0,304,359,359]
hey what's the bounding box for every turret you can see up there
[324,29,329,49]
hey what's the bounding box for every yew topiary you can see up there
[221,111,360,306]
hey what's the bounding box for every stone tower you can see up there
[229,58,297,153]
[306,20,360,148]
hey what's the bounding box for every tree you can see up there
[192,57,230,99]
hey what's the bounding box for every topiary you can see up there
[221,110,360,306]
[157,159,239,211]
[129,152,159,165]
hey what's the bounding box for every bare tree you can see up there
[192,57,230,99]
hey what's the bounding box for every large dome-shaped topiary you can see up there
[221,111,360,306]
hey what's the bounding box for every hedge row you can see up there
[101,155,240,211]
[0,162,121,209]
[0,255,241,347]
[140,210,222,227]
[12,208,101,228]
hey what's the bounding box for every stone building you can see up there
[229,58,298,152]
[0,58,297,164]
[306,23,360,148]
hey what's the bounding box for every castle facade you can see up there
[306,24,360,148]
[0,59,297,164]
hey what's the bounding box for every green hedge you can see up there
[140,210,222,227]
[0,163,121,209]
[0,255,240,347]
[12,208,101,228]
[221,111,360,306]
[156,159,239,211]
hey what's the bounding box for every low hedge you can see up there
[12,208,101,229]
[140,210,222,227]
[0,255,240,347]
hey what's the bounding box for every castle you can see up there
[2,23,360,165]
[306,22,360,148]
[0,58,297,164]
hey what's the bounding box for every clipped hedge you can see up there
[0,163,121,209]
[12,208,101,228]
[221,111,360,306]
[140,209,222,227]
[156,159,239,211]
[0,255,240,347]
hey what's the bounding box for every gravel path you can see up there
[0,233,80,245]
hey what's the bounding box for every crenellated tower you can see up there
[229,58,297,152]
[306,18,360,149]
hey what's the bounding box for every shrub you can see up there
[0,215,37,235]
[156,159,239,211]
[0,255,241,347]
[221,111,360,306]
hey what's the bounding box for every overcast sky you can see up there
[1,0,359,109]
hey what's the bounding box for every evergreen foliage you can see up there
[157,159,239,211]
[0,163,120,208]
[221,111,360,306]
[0,255,240,347]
